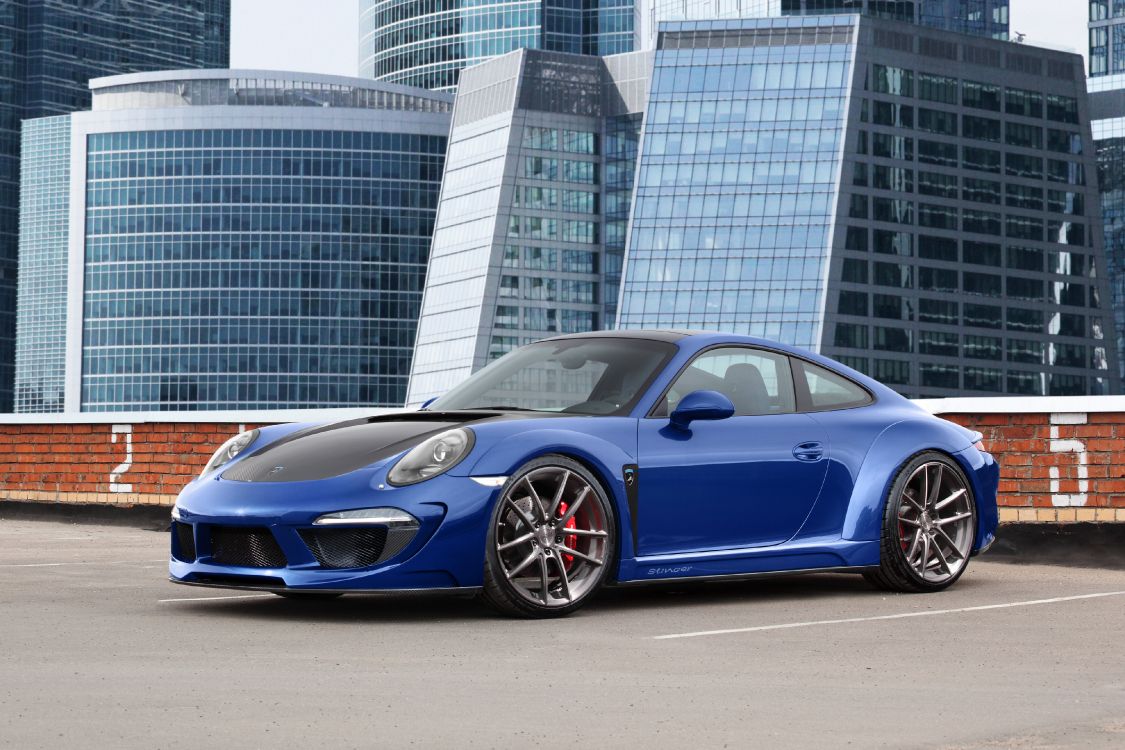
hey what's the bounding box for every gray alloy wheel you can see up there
[865,451,977,593]
[482,455,615,618]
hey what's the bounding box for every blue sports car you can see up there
[169,331,999,617]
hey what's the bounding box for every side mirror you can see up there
[669,390,735,430]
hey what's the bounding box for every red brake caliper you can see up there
[557,501,578,569]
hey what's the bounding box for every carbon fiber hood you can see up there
[220,413,496,483]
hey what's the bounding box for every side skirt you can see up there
[612,565,877,588]
[615,539,881,584]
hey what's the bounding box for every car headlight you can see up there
[200,429,260,477]
[387,427,474,486]
[313,508,419,527]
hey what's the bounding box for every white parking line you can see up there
[158,593,275,603]
[653,590,1125,641]
[0,559,167,568]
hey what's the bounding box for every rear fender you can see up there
[843,419,977,542]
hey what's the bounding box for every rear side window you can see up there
[796,360,873,411]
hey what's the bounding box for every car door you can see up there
[636,347,830,556]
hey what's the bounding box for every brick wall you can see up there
[0,421,259,507]
[942,410,1125,524]
[0,403,1123,522]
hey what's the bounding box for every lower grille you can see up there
[173,522,196,562]
[299,527,389,569]
[210,526,287,568]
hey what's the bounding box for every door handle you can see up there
[792,441,824,462]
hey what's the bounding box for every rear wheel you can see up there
[864,452,977,593]
[482,456,615,618]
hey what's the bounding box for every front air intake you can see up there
[299,527,388,569]
[209,526,287,568]
[298,526,418,569]
[173,522,196,562]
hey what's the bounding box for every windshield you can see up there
[429,337,676,416]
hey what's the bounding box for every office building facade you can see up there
[1,0,230,411]
[618,16,1112,397]
[359,0,637,92]
[406,49,650,405]
[636,0,1008,47]
[1090,3,1125,391]
[16,70,451,413]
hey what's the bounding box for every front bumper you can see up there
[168,469,501,592]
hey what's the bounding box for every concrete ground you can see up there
[1,519,1124,750]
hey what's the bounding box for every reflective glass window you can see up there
[873,65,914,97]
[964,302,1002,329]
[919,298,958,325]
[918,235,958,261]
[963,81,1002,111]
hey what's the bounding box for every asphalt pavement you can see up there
[1,518,1124,749]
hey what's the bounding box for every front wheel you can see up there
[865,452,977,593]
[482,456,616,618]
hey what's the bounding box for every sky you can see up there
[230,0,359,76]
[230,0,1089,78]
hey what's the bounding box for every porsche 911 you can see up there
[169,331,999,617]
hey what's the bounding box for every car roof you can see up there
[542,329,914,407]
[544,329,804,352]
[542,329,699,343]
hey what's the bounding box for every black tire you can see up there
[272,591,344,600]
[864,451,978,593]
[481,455,616,618]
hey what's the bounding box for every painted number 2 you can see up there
[110,424,134,493]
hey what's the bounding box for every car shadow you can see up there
[161,570,988,624]
[595,571,945,613]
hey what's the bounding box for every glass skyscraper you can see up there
[622,18,853,351]
[16,71,452,413]
[406,49,650,405]
[15,115,69,413]
[359,0,636,91]
[917,1,1008,39]
[0,5,23,411]
[409,13,1113,402]
[618,16,1112,397]
[1,0,230,411]
[1090,2,1125,391]
[1090,1,1125,77]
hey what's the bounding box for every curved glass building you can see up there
[16,70,452,412]
[359,0,636,91]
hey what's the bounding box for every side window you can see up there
[797,360,873,410]
[659,347,796,417]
